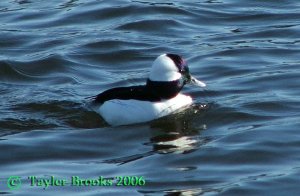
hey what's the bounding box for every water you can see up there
[1,0,300,195]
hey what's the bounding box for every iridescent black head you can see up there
[166,53,191,85]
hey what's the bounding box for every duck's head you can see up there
[148,54,206,88]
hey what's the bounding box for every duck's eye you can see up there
[179,65,189,74]
[180,66,191,84]
[182,66,190,76]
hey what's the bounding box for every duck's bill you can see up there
[190,76,206,87]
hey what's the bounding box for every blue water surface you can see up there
[1,0,300,195]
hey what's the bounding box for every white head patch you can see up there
[149,54,182,82]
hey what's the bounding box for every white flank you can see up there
[96,93,192,126]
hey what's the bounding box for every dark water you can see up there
[1,0,300,195]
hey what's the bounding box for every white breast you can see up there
[95,93,192,126]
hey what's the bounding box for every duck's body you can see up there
[92,54,206,126]
[98,93,192,126]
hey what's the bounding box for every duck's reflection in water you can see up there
[149,104,209,154]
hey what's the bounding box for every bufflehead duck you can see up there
[92,54,206,126]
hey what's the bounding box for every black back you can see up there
[94,79,184,104]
